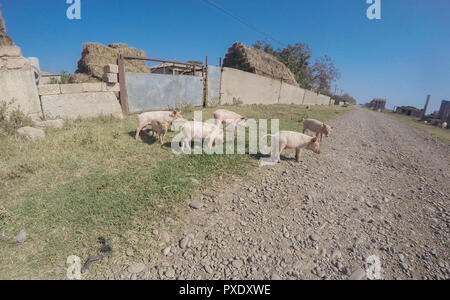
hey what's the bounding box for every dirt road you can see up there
[122,107,450,280]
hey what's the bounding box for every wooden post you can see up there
[218,61,223,105]
[204,56,209,108]
[421,95,431,121]
[117,56,129,114]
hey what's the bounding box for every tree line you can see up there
[253,40,356,104]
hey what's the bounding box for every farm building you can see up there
[438,100,450,123]
[150,62,203,76]
[368,98,386,110]
[395,106,422,117]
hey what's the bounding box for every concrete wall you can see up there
[302,90,317,105]
[220,67,330,106]
[0,46,42,120]
[38,83,120,96]
[38,83,122,120]
[221,67,281,105]
[279,83,305,105]
[41,92,122,120]
[317,94,331,105]
[207,65,221,106]
[0,67,42,119]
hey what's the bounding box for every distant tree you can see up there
[310,56,340,94]
[253,40,339,94]
[60,71,70,84]
[333,93,357,105]
[342,93,357,105]
[277,43,313,89]
[253,40,276,56]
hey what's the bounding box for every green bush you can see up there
[0,99,34,136]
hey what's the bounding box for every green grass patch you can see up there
[0,104,350,279]
[383,111,450,145]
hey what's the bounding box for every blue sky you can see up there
[2,0,449,112]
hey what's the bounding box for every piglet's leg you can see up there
[136,121,147,140]
[296,148,303,162]
[278,143,287,163]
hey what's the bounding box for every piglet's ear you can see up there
[323,124,327,128]
[311,137,318,143]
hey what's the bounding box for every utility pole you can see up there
[421,95,431,121]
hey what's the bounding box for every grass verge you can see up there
[383,111,450,145]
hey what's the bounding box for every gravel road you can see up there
[124,107,450,280]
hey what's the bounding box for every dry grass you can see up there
[383,111,450,145]
[0,100,35,137]
[223,42,298,86]
[0,104,350,279]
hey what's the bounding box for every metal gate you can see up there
[125,72,204,113]
[118,56,206,114]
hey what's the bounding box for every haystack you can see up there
[74,42,150,81]
[0,10,14,46]
[223,42,298,86]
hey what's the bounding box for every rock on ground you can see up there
[17,127,45,140]
[16,229,27,243]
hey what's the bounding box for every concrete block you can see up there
[38,84,61,96]
[35,119,64,129]
[102,82,120,92]
[103,73,118,83]
[104,64,119,74]
[41,92,123,120]
[0,45,22,57]
[60,83,84,94]
[17,127,45,141]
[5,57,30,69]
[82,82,103,92]
[0,67,42,118]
